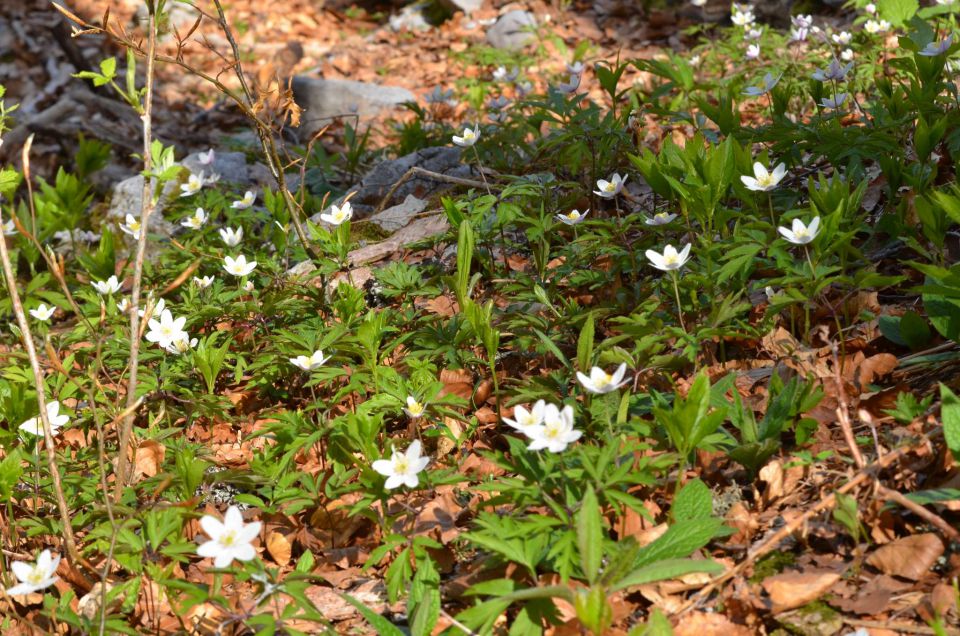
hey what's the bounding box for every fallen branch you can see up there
[372,166,500,216]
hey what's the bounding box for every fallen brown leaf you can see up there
[762,569,842,612]
[866,533,944,581]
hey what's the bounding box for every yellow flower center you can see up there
[795,228,808,239]
[220,530,237,547]
[664,253,678,265]
[544,424,561,439]
[655,213,668,221]
[566,211,580,220]
[129,220,140,231]
[27,567,45,585]
[408,401,424,416]
[757,174,775,187]
[394,457,410,474]
[603,182,615,192]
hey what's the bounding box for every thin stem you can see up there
[471,145,493,197]
[0,198,87,579]
[672,271,687,334]
[115,6,158,499]
[767,192,776,227]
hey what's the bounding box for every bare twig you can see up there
[844,618,959,635]
[114,3,157,499]
[372,166,499,216]
[0,139,90,583]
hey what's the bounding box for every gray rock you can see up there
[485,10,536,51]
[389,4,432,31]
[182,151,250,184]
[368,195,427,232]
[438,0,484,15]
[106,174,178,254]
[333,146,472,219]
[292,77,416,139]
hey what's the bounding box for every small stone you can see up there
[438,0,485,15]
[486,10,536,51]
[368,195,427,232]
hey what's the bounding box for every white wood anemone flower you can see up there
[165,336,198,356]
[92,275,122,295]
[181,208,208,230]
[120,214,142,239]
[223,255,257,277]
[645,243,692,272]
[576,363,630,394]
[452,126,480,147]
[320,202,353,226]
[556,209,589,225]
[19,401,69,437]
[820,93,848,110]
[403,396,426,419]
[372,440,431,490]
[29,303,55,322]
[138,297,166,321]
[526,404,582,453]
[197,505,262,568]
[778,216,821,245]
[289,350,329,371]
[197,148,215,165]
[502,400,546,436]
[644,211,677,226]
[219,227,244,247]
[146,309,190,350]
[231,191,256,210]
[741,162,787,192]
[2,218,17,236]
[4,550,60,596]
[179,172,205,198]
[194,275,215,289]
[594,173,627,198]
[745,44,761,60]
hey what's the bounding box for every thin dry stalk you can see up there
[0,143,88,582]
[113,4,158,499]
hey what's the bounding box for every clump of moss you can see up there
[749,551,797,583]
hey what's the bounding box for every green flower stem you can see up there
[672,271,687,334]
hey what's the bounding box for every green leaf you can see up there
[341,594,405,636]
[878,0,919,26]
[577,486,603,584]
[610,558,723,592]
[0,449,23,500]
[904,488,960,506]
[941,384,960,462]
[673,479,713,521]
[634,518,728,568]
[577,313,595,373]
[899,311,932,349]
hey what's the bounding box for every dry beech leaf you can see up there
[855,353,898,389]
[866,533,944,581]
[759,460,784,505]
[135,439,165,478]
[674,610,753,636]
[762,570,841,612]
[266,531,292,566]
